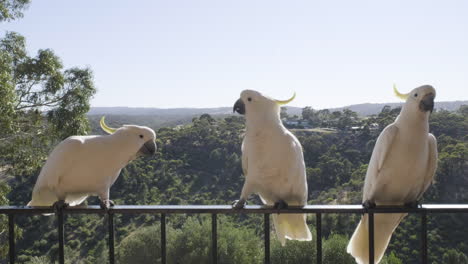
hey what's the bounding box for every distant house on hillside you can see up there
[350,123,379,133]
[282,118,312,129]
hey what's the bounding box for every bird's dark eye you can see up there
[247,97,252,102]
[139,135,144,139]
[414,93,418,97]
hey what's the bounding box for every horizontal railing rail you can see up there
[1,204,468,264]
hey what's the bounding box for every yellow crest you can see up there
[393,84,409,100]
[275,92,296,105]
[100,116,117,134]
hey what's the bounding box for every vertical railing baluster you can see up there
[316,213,322,264]
[368,212,375,264]
[9,214,15,264]
[108,212,115,264]
[421,211,428,264]
[212,214,218,264]
[264,213,270,264]
[161,213,166,264]
[57,209,65,264]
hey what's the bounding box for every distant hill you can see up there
[327,100,468,116]
[270,101,468,116]
[90,101,467,117]
[88,101,467,128]
[88,106,233,116]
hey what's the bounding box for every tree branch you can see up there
[15,93,66,111]
[15,79,39,109]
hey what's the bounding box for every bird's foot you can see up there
[273,200,289,210]
[232,199,246,209]
[404,200,421,209]
[362,200,376,209]
[100,199,115,210]
[53,200,69,213]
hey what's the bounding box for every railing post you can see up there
[421,211,428,264]
[212,213,218,264]
[264,213,270,264]
[161,213,166,264]
[108,212,115,264]
[57,209,65,264]
[9,214,15,264]
[368,212,374,264]
[316,213,322,264]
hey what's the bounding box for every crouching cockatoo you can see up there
[28,117,156,210]
[232,89,312,246]
[347,85,438,264]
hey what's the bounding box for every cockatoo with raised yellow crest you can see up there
[28,117,156,210]
[347,85,438,264]
[232,89,312,246]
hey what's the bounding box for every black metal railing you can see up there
[1,204,468,264]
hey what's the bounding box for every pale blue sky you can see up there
[3,0,468,108]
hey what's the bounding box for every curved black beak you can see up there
[420,93,435,112]
[138,140,157,156]
[233,98,245,115]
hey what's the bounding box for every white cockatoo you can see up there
[28,117,156,210]
[232,90,312,246]
[347,85,438,264]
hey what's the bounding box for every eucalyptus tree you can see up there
[0,31,96,176]
[0,0,30,22]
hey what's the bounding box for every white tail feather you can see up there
[347,213,406,264]
[65,194,89,206]
[272,213,312,246]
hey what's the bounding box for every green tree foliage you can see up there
[302,107,359,129]
[271,237,316,263]
[118,216,262,264]
[442,249,468,264]
[0,31,96,176]
[322,234,355,264]
[0,0,30,21]
[0,183,11,257]
[23,256,50,264]
[381,252,403,264]
[118,224,175,264]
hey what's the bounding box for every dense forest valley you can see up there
[1,105,467,264]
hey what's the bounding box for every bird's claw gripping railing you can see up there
[1,204,468,264]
